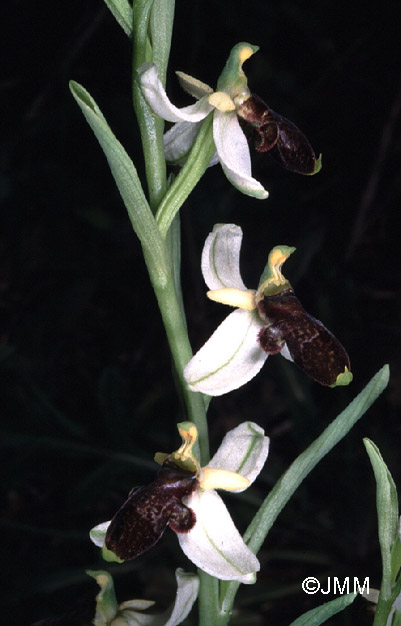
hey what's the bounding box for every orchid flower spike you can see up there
[184,223,352,396]
[90,421,270,584]
[87,568,199,626]
[138,43,269,199]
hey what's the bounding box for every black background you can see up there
[1,1,400,624]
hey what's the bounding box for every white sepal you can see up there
[163,121,201,163]
[178,490,259,583]
[201,223,247,291]
[184,308,267,396]
[176,71,213,99]
[279,343,293,362]
[138,63,213,123]
[208,422,270,490]
[161,569,200,626]
[163,121,218,166]
[213,110,268,199]
[90,520,110,547]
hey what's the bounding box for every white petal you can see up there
[201,223,247,290]
[115,608,156,625]
[90,520,110,547]
[213,110,268,199]
[208,422,269,489]
[184,309,267,396]
[118,600,155,611]
[163,121,218,166]
[178,490,259,583]
[164,121,200,162]
[138,63,213,123]
[279,343,293,362]
[162,569,200,626]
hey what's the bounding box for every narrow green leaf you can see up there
[150,0,175,85]
[290,593,356,626]
[220,365,389,623]
[246,365,390,554]
[393,612,401,626]
[69,80,168,287]
[167,211,186,323]
[103,0,133,37]
[365,439,399,600]
[156,113,216,238]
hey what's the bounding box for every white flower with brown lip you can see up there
[137,42,269,200]
[184,223,352,395]
[90,421,270,584]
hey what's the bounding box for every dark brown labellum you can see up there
[257,288,351,386]
[105,459,198,561]
[237,93,319,175]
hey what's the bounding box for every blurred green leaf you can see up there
[289,593,356,625]
[245,365,390,552]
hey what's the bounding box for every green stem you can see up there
[373,546,401,625]
[373,596,395,626]
[129,5,217,621]
[198,570,220,626]
[145,238,217,622]
[143,247,209,462]
[130,0,209,456]
[156,114,215,238]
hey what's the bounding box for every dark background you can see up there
[1,1,400,624]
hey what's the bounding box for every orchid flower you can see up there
[138,43,269,199]
[184,223,352,396]
[90,421,269,584]
[87,568,198,626]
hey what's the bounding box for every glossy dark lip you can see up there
[237,93,319,175]
[257,287,351,386]
[105,459,198,561]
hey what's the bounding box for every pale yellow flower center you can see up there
[208,91,236,112]
[155,423,250,492]
[207,288,256,310]
[200,467,249,491]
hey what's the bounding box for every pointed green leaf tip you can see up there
[217,42,259,95]
[330,367,353,387]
